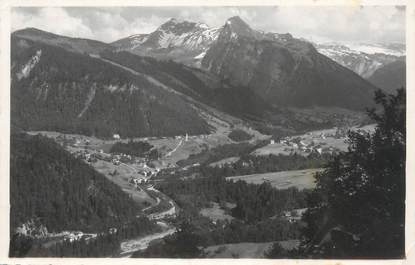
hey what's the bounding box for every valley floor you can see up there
[24,122,373,257]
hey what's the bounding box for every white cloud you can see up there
[81,10,163,41]
[11,6,405,44]
[260,6,405,43]
[12,7,94,39]
[12,7,170,42]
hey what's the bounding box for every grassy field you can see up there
[226,168,323,190]
[93,160,156,207]
[203,240,300,258]
[200,202,234,223]
[208,156,240,167]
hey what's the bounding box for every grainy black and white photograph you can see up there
[5,1,409,260]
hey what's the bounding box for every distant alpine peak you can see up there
[315,42,404,78]
[226,16,248,25]
[167,17,183,23]
[316,42,405,57]
[222,16,256,38]
[158,18,210,35]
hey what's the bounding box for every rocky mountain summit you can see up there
[111,18,221,66]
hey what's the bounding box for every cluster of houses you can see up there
[129,163,161,189]
[16,220,48,238]
[62,231,97,243]
[15,220,98,243]
[174,133,203,141]
[271,129,344,155]
[281,208,308,223]
[66,136,162,187]
[110,153,134,165]
[55,134,92,148]
[73,147,161,190]
[73,149,99,163]
[113,132,199,142]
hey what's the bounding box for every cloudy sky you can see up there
[12,6,405,44]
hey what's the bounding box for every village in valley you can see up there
[22,122,376,249]
[28,122,376,201]
[253,124,375,157]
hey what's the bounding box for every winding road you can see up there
[166,139,183,157]
[117,184,178,257]
[116,162,179,257]
[118,221,176,257]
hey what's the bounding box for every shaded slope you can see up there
[99,50,272,120]
[202,17,377,110]
[368,59,406,93]
[11,36,210,138]
[10,132,141,233]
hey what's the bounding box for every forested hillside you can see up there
[10,132,163,257]
[11,36,210,138]
[100,50,271,119]
[133,173,308,258]
[368,59,406,93]
[10,132,141,234]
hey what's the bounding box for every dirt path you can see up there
[142,197,161,212]
[166,139,183,157]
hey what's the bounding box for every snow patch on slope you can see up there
[346,43,405,56]
[318,42,405,57]
[156,26,220,50]
[16,50,42,80]
[194,51,206,59]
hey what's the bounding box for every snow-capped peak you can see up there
[317,42,405,57]
[315,42,404,78]
[345,43,405,57]
[197,23,209,29]
[147,18,220,50]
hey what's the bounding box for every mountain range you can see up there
[200,16,376,109]
[12,16,399,138]
[111,16,378,109]
[109,16,405,89]
[314,43,406,85]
